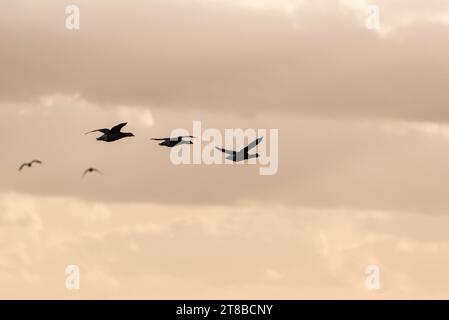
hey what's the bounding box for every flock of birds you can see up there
[18,122,263,176]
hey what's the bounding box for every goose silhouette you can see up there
[83,167,102,177]
[216,137,263,162]
[19,160,42,171]
[85,122,134,142]
[151,136,196,147]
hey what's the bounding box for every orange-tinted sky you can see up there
[1,0,449,299]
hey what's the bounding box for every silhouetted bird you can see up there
[216,137,263,162]
[83,167,102,177]
[151,136,196,147]
[19,160,42,171]
[85,122,134,142]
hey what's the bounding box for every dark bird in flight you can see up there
[83,167,102,177]
[151,136,196,147]
[85,122,134,142]
[19,160,42,171]
[216,137,263,162]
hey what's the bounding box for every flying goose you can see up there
[85,122,134,142]
[83,167,103,177]
[151,136,196,147]
[19,160,42,171]
[216,137,263,162]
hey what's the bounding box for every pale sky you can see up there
[1,0,449,299]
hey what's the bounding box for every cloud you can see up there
[0,193,42,277]
[4,96,449,215]
[2,192,449,298]
[1,0,449,122]
[2,0,449,298]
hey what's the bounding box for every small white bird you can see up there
[216,137,263,162]
[19,160,42,172]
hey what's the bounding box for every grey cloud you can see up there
[0,0,449,122]
[3,101,449,215]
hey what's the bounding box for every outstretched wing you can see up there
[151,138,169,141]
[18,163,27,171]
[110,122,128,133]
[85,128,109,135]
[216,147,235,155]
[242,137,263,153]
[83,168,102,177]
[31,160,42,165]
